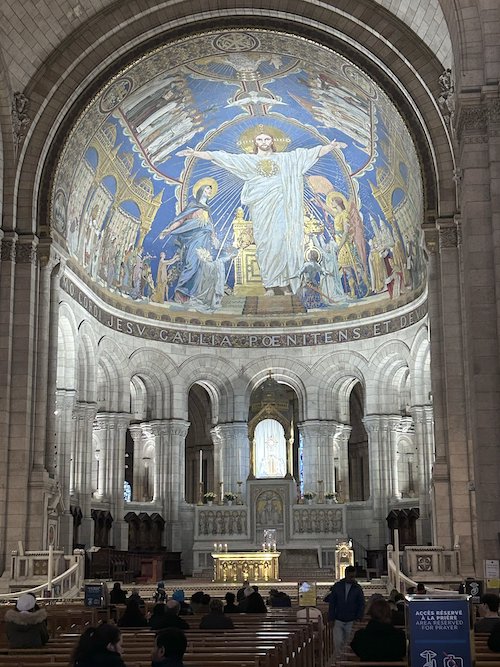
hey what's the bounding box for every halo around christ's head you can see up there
[238,124,291,153]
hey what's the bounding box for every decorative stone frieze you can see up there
[292,507,344,534]
[197,508,247,537]
[456,104,487,142]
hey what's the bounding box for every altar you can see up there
[212,551,280,583]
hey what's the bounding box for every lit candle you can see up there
[224,543,228,553]
[219,543,222,552]
[262,543,265,552]
[213,542,217,552]
[199,450,203,484]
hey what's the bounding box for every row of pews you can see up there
[0,603,331,667]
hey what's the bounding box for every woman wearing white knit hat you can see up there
[5,593,49,648]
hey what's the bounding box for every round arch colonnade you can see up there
[0,0,498,579]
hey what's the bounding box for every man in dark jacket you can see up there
[153,600,190,630]
[240,585,267,613]
[5,593,49,648]
[152,627,187,667]
[199,598,234,629]
[350,598,406,666]
[324,566,365,657]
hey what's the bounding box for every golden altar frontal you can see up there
[212,551,280,583]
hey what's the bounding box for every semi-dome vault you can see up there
[52,29,426,329]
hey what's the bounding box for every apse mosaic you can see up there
[52,30,427,324]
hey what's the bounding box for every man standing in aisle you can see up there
[325,565,365,658]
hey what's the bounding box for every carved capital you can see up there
[0,237,16,262]
[456,104,487,142]
[486,98,500,126]
[438,226,458,250]
[17,236,39,265]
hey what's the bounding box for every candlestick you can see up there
[197,481,204,505]
[199,449,203,484]
[213,542,217,552]
[219,481,224,505]
[224,543,228,553]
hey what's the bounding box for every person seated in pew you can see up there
[71,623,126,667]
[5,593,49,648]
[172,588,193,615]
[128,587,146,608]
[224,591,240,613]
[149,603,168,630]
[239,585,267,613]
[153,581,167,604]
[118,597,148,627]
[199,598,235,629]
[475,593,500,633]
[190,590,210,613]
[153,599,190,630]
[268,588,292,607]
[350,598,407,665]
[110,582,128,605]
[237,579,250,602]
[152,627,188,667]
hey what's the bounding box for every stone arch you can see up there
[96,336,130,413]
[436,0,486,88]
[179,354,239,423]
[56,302,79,390]
[410,325,432,406]
[367,340,412,414]
[75,320,99,403]
[314,351,370,422]
[128,348,175,419]
[242,357,313,422]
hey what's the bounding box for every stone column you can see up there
[92,414,112,500]
[389,417,402,500]
[128,423,144,501]
[71,402,97,548]
[151,419,189,549]
[107,414,130,550]
[413,405,434,544]
[210,425,224,502]
[55,389,77,553]
[333,424,351,502]
[363,415,392,522]
[211,423,250,498]
[297,421,322,493]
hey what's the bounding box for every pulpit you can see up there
[212,551,280,583]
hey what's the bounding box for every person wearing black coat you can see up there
[152,600,190,630]
[110,582,128,605]
[199,599,235,629]
[117,599,148,628]
[241,585,267,613]
[350,599,406,666]
[71,624,126,667]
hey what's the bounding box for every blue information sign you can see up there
[84,583,104,607]
[408,597,472,667]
